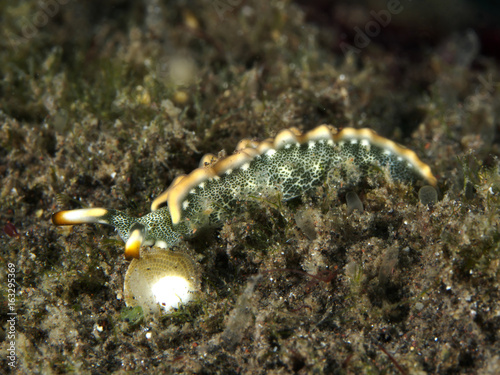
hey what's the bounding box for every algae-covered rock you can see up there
[1,0,500,373]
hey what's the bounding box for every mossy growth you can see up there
[3,0,500,373]
[120,306,144,326]
[449,156,500,279]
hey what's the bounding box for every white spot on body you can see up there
[182,200,189,210]
[266,149,277,157]
[241,163,250,171]
[155,240,168,248]
[226,169,233,175]
[384,149,392,156]
[199,182,205,189]
[360,139,370,147]
[350,139,358,145]
[308,141,315,149]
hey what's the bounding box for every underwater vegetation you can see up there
[1,0,499,373]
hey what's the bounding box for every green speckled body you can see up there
[135,138,424,248]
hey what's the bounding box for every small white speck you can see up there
[360,139,370,147]
[241,163,250,171]
[266,149,276,157]
[182,200,190,209]
[384,149,392,155]
[350,139,358,145]
[397,156,403,162]
[199,182,205,189]
[339,141,345,147]
[308,141,315,148]
[146,332,152,339]
[284,144,291,149]
[155,240,168,248]
[225,169,233,175]
[110,172,116,179]
[189,189,195,195]
[327,140,334,146]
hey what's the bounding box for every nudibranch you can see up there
[52,125,436,260]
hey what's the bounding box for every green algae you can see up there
[1,0,500,373]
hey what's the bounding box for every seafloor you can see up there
[1,0,500,374]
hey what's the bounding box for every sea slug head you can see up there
[52,207,182,260]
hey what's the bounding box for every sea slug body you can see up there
[52,125,436,260]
